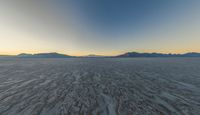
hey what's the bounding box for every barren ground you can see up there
[0,58,200,115]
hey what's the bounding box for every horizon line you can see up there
[0,51,200,57]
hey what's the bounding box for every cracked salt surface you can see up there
[0,58,200,115]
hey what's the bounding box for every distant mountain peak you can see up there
[117,52,200,57]
[85,54,104,57]
[17,53,33,57]
[17,52,72,58]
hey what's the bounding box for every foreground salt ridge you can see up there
[0,58,200,115]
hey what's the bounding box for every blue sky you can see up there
[0,0,200,55]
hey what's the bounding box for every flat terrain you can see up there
[0,58,200,115]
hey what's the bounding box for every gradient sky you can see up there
[0,0,200,56]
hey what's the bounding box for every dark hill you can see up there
[17,53,73,58]
[116,52,200,57]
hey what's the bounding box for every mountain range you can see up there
[1,52,200,58]
[17,53,73,58]
[116,52,200,57]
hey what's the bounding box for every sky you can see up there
[0,0,200,56]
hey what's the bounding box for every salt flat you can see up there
[0,58,200,115]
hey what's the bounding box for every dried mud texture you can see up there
[0,58,200,115]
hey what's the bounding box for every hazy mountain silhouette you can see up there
[182,52,200,57]
[17,53,73,58]
[1,52,200,58]
[116,52,200,57]
[80,54,105,58]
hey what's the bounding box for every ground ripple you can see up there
[0,58,200,115]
